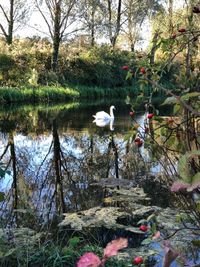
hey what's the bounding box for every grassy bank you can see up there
[0,86,79,104]
[0,85,135,104]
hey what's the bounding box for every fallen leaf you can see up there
[103,238,128,258]
[77,252,101,267]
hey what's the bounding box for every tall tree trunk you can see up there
[168,0,173,35]
[52,39,60,72]
[108,0,122,47]
[91,4,95,46]
[7,0,14,44]
[150,31,159,65]
[113,0,122,47]
[52,2,61,71]
[107,0,113,45]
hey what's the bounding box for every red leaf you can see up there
[171,181,189,192]
[77,252,101,267]
[103,238,128,259]
[152,231,161,240]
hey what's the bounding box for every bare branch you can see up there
[35,0,53,38]
[0,4,10,23]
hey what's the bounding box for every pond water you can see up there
[0,100,199,266]
[0,100,173,225]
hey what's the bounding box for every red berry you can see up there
[130,111,135,116]
[133,256,143,265]
[167,118,174,124]
[135,140,143,147]
[140,67,146,74]
[139,225,148,232]
[147,113,154,119]
[134,137,141,143]
[178,28,186,33]
[193,6,200,13]
[121,65,129,70]
[171,34,176,39]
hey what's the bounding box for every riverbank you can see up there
[0,84,146,104]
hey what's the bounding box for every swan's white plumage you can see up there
[93,106,115,121]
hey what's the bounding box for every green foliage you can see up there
[0,86,79,104]
[62,45,133,88]
[178,151,200,184]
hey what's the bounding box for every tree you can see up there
[35,0,78,71]
[122,0,163,51]
[79,0,105,46]
[105,0,122,47]
[0,0,29,44]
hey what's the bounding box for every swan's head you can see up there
[110,105,116,110]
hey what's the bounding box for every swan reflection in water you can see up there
[92,106,115,131]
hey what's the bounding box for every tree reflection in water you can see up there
[0,104,152,228]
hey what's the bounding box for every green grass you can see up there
[74,84,135,99]
[0,85,135,104]
[0,86,79,104]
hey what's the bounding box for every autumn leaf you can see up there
[103,238,128,259]
[152,231,161,240]
[76,252,101,267]
[171,181,189,192]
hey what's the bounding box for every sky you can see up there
[0,0,185,50]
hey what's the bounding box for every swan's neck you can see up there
[110,107,114,118]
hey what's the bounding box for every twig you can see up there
[145,78,200,116]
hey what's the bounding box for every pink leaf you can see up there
[171,182,189,192]
[77,252,101,267]
[103,238,128,259]
[152,231,161,240]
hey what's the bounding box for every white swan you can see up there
[93,118,114,131]
[93,106,115,121]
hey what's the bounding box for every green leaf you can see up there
[191,172,200,184]
[192,240,200,247]
[161,97,177,106]
[137,219,147,225]
[68,237,81,248]
[147,214,156,222]
[166,136,176,147]
[125,95,131,105]
[173,104,181,114]
[141,238,152,245]
[125,226,146,234]
[126,71,133,80]
[178,151,200,182]
[196,202,200,212]
[181,92,200,101]
[3,248,17,257]
[151,223,157,235]
[0,192,5,202]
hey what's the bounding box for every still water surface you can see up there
[0,101,168,225]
